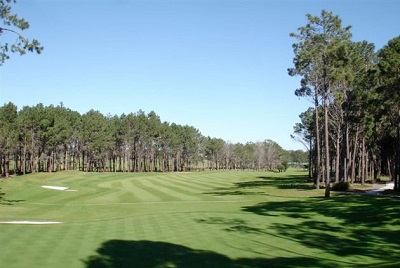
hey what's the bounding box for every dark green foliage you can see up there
[0,0,43,65]
[377,36,400,190]
[289,10,353,195]
[282,161,288,171]
[0,102,18,176]
[276,164,285,172]
[290,10,400,191]
[0,102,295,175]
[332,181,351,192]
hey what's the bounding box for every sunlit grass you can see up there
[0,169,399,267]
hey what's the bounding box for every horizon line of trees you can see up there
[289,10,400,194]
[0,102,307,177]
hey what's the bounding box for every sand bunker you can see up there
[41,185,77,191]
[42,185,69,191]
[0,221,62,225]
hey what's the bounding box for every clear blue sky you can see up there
[0,0,399,150]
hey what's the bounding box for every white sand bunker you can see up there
[0,221,62,225]
[42,185,69,190]
[41,185,77,191]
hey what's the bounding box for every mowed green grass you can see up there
[0,170,399,268]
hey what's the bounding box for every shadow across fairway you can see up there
[84,240,336,268]
[243,195,400,227]
[194,196,400,266]
[204,174,312,196]
[241,195,400,265]
[238,175,313,190]
[0,188,24,205]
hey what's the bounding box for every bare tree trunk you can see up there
[372,154,379,182]
[365,151,369,183]
[395,117,400,190]
[0,154,3,177]
[118,154,122,172]
[81,151,85,172]
[308,138,313,179]
[173,157,178,172]
[324,98,331,198]
[64,149,69,171]
[361,137,366,185]
[14,150,18,175]
[4,154,10,177]
[345,125,351,182]
[315,99,321,189]
[351,126,359,183]
[335,133,340,183]
[387,158,392,181]
[22,141,26,175]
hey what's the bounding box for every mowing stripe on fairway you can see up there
[2,170,399,268]
[20,199,256,206]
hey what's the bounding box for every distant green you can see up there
[0,170,399,267]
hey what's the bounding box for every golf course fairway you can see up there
[0,170,399,267]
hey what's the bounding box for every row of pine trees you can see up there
[0,102,306,176]
[289,10,400,193]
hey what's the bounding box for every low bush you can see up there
[332,181,351,191]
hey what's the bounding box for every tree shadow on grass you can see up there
[241,195,400,265]
[204,174,313,196]
[84,240,336,268]
[243,195,400,227]
[0,188,24,205]
[253,175,313,190]
[204,189,265,196]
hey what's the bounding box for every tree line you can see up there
[289,10,400,194]
[0,103,307,176]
